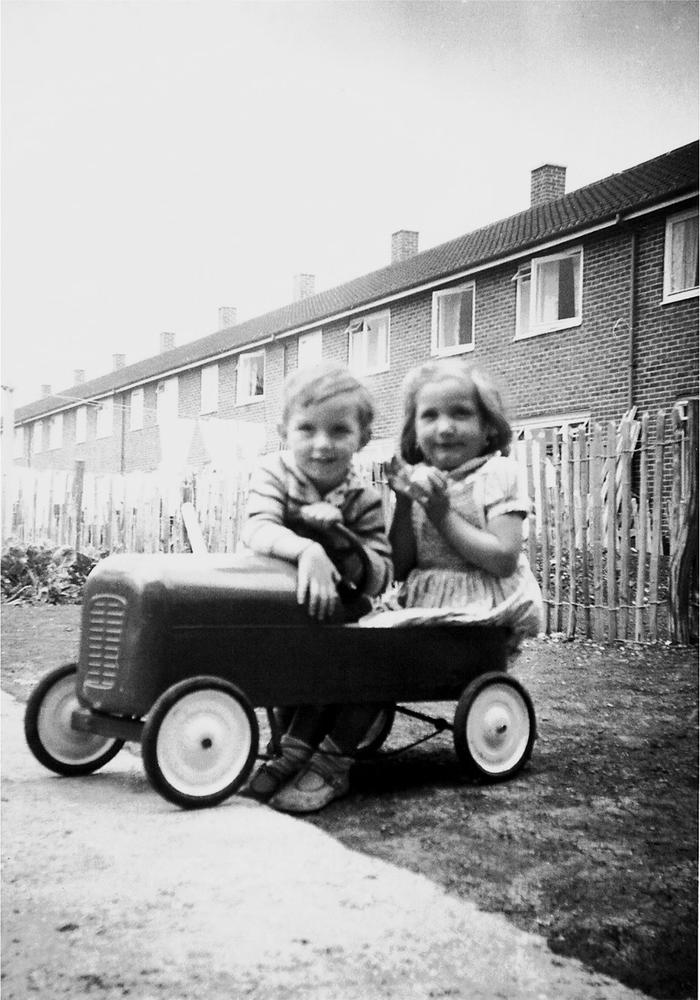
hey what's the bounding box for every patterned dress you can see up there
[360,453,543,637]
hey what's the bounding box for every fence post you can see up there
[669,400,698,643]
[634,413,649,642]
[564,429,577,639]
[619,419,632,638]
[71,461,85,552]
[648,410,665,641]
[606,421,618,641]
[590,423,604,640]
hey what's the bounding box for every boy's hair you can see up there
[279,362,375,447]
[398,358,512,463]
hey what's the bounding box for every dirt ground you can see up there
[2,603,698,1000]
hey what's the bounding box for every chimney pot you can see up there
[112,353,126,371]
[391,230,419,264]
[293,274,315,301]
[218,306,237,328]
[40,384,52,398]
[160,332,176,353]
[530,164,566,207]
[73,369,85,385]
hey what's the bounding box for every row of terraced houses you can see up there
[12,141,699,476]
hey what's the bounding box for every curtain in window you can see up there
[536,261,560,324]
[672,217,699,292]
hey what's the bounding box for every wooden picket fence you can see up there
[5,402,697,645]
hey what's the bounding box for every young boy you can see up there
[239,362,392,813]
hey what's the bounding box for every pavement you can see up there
[1,690,653,1000]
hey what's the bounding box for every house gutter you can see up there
[15,188,697,426]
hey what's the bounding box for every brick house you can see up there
[13,140,698,473]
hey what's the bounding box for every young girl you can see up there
[374,358,543,639]
[239,362,393,813]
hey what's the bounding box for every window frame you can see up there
[236,350,266,404]
[75,406,87,444]
[48,413,63,450]
[663,207,699,304]
[96,397,114,439]
[156,377,179,425]
[297,329,323,369]
[130,388,144,430]
[32,420,43,455]
[431,280,476,357]
[347,309,390,376]
[200,364,219,414]
[515,246,583,340]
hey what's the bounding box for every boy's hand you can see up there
[297,542,341,620]
[299,502,344,532]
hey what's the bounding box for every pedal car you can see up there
[24,527,536,809]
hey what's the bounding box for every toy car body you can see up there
[25,549,536,809]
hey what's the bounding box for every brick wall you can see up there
[17,206,698,474]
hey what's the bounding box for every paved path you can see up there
[2,692,651,1000]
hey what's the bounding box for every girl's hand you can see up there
[406,466,450,523]
[299,502,343,532]
[297,542,341,620]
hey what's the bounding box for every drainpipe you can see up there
[120,392,127,474]
[627,232,637,410]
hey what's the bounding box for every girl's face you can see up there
[285,392,364,493]
[414,377,489,471]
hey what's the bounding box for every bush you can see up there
[1,541,106,605]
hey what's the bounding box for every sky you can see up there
[1,0,698,407]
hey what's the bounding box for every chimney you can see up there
[531,164,566,207]
[391,230,419,264]
[160,332,176,353]
[293,274,315,301]
[40,384,52,398]
[73,369,85,385]
[112,353,126,371]
[218,306,237,329]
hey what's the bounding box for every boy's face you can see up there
[285,392,365,493]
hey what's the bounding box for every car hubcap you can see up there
[38,674,117,764]
[466,683,530,774]
[156,690,253,796]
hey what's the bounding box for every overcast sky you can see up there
[2,0,698,406]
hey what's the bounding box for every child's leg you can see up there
[270,704,382,814]
[242,706,335,803]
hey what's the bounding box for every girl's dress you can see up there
[359,453,543,638]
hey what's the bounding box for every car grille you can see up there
[85,594,126,690]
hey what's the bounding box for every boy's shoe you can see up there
[240,735,312,803]
[269,739,352,814]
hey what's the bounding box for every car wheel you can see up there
[453,672,535,781]
[24,663,124,776]
[142,676,259,809]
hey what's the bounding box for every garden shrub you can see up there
[1,541,106,605]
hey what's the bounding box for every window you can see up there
[32,420,43,455]
[75,406,87,443]
[348,310,389,375]
[156,378,179,424]
[663,208,699,303]
[298,330,323,368]
[237,351,265,403]
[200,364,219,414]
[14,428,24,459]
[96,397,114,438]
[130,388,144,430]
[515,248,582,338]
[431,282,475,356]
[48,413,63,450]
